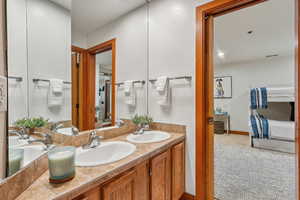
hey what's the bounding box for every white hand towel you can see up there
[50,79,64,94]
[156,78,170,106]
[48,79,64,108]
[155,76,168,92]
[124,80,136,106]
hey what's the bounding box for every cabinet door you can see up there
[73,187,101,200]
[135,161,150,200]
[172,142,185,200]
[102,170,137,200]
[150,150,171,200]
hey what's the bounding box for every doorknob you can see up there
[208,117,214,125]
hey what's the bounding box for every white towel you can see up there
[48,79,64,107]
[156,77,170,106]
[50,79,63,93]
[124,80,136,106]
[155,76,168,92]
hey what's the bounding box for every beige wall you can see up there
[0,0,7,179]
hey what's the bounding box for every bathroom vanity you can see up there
[12,123,186,200]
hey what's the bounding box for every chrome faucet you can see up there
[71,126,79,136]
[134,124,150,135]
[134,127,145,135]
[82,130,103,149]
[50,122,64,132]
[9,128,30,140]
[28,132,54,150]
[116,119,124,128]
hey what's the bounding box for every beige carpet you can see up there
[214,134,295,200]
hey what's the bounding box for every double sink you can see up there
[76,130,170,167]
[9,130,171,168]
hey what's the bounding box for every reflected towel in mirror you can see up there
[124,80,136,106]
[48,79,64,107]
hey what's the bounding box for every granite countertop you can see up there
[16,132,185,200]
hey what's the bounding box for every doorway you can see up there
[86,39,116,130]
[195,0,299,200]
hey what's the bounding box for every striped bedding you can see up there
[250,114,270,139]
[250,87,268,109]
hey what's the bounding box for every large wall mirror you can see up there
[3,0,149,180]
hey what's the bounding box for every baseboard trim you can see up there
[181,193,195,200]
[228,130,249,135]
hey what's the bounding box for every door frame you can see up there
[195,0,300,200]
[85,39,116,130]
[71,45,86,130]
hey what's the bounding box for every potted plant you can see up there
[14,117,49,135]
[131,114,153,131]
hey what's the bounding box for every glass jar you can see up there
[8,148,24,176]
[48,146,76,183]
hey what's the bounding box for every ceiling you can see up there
[214,0,295,66]
[71,0,147,35]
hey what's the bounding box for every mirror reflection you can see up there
[5,0,148,179]
[95,50,113,128]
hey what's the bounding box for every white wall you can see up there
[86,0,212,195]
[148,0,199,194]
[7,0,28,125]
[87,5,148,120]
[215,56,295,132]
[72,30,87,49]
[27,0,71,122]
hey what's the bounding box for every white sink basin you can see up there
[75,141,136,167]
[56,127,73,135]
[13,145,46,167]
[126,131,170,144]
[9,136,28,147]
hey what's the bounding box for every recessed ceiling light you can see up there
[217,51,225,59]
[266,54,279,58]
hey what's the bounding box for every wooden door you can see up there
[150,150,171,200]
[102,170,137,200]
[171,142,185,200]
[205,16,215,200]
[72,52,79,127]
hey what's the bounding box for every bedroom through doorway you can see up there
[212,0,296,199]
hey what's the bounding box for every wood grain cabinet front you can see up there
[72,187,101,200]
[102,170,137,200]
[150,149,172,200]
[171,142,185,200]
[73,141,185,200]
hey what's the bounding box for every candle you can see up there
[48,146,75,182]
[8,149,24,176]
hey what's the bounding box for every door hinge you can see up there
[76,104,79,109]
[76,54,80,65]
[149,167,152,176]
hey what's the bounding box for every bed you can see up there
[249,86,295,153]
[267,87,295,102]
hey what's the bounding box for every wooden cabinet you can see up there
[73,142,185,200]
[73,188,101,200]
[150,150,171,200]
[102,170,136,200]
[135,161,150,200]
[171,142,185,200]
[102,161,149,200]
